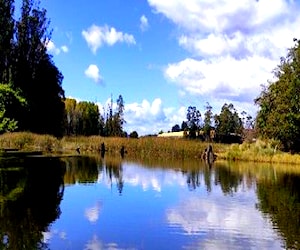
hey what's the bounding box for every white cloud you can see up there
[46,40,69,55]
[140,15,149,32]
[148,0,294,33]
[82,24,136,54]
[124,98,186,135]
[61,45,69,53]
[148,0,300,114]
[165,55,276,102]
[84,64,102,83]
[95,98,180,135]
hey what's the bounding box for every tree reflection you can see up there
[185,163,243,195]
[62,156,124,194]
[104,158,124,194]
[256,173,300,249]
[214,165,243,195]
[63,156,99,184]
[0,157,65,250]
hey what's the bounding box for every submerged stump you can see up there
[202,145,216,165]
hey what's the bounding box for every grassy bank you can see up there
[1,132,300,164]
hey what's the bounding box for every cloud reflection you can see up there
[99,164,186,192]
[85,202,102,223]
[84,234,123,250]
[167,196,282,249]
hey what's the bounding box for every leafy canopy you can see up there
[255,38,300,152]
[0,83,26,133]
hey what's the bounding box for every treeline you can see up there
[169,102,254,144]
[170,38,300,152]
[0,0,128,138]
[64,95,127,137]
[1,1,300,152]
[255,38,300,153]
[0,0,65,136]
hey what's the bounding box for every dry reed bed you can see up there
[1,132,300,165]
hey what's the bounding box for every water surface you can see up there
[1,155,299,249]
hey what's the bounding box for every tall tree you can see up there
[203,102,213,140]
[75,101,100,136]
[115,94,125,136]
[12,0,65,136]
[103,94,126,137]
[0,0,15,83]
[171,124,181,132]
[186,106,201,138]
[64,98,77,135]
[214,103,243,142]
[255,39,300,152]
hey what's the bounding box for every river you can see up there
[0,154,299,249]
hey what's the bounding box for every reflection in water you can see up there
[63,156,99,184]
[257,173,300,250]
[2,155,300,249]
[104,158,124,194]
[0,157,65,250]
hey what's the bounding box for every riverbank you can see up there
[1,132,300,165]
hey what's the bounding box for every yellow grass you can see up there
[1,132,300,165]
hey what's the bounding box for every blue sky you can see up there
[17,0,300,135]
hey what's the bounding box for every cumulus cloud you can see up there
[47,40,69,55]
[124,98,186,135]
[165,55,276,102]
[61,45,69,53]
[148,0,300,112]
[82,24,136,54]
[140,15,149,32]
[84,64,102,83]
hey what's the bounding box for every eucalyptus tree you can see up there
[64,98,77,135]
[214,103,243,142]
[103,94,126,137]
[115,94,125,136]
[255,38,300,152]
[0,0,15,83]
[75,101,100,136]
[186,106,202,138]
[13,0,65,136]
[203,102,213,140]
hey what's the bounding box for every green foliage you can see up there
[63,95,126,137]
[129,131,139,138]
[255,39,300,152]
[214,103,243,142]
[0,83,26,133]
[103,95,126,137]
[76,101,100,136]
[171,124,180,132]
[203,102,213,140]
[186,106,201,138]
[0,0,65,136]
[0,0,14,83]
[64,98,100,136]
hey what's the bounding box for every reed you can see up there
[0,132,61,152]
[1,132,300,165]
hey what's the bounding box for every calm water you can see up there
[1,155,300,250]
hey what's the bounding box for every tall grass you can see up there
[0,132,61,152]
[1,132,300,164]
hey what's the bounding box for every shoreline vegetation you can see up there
[1,132,300,165]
